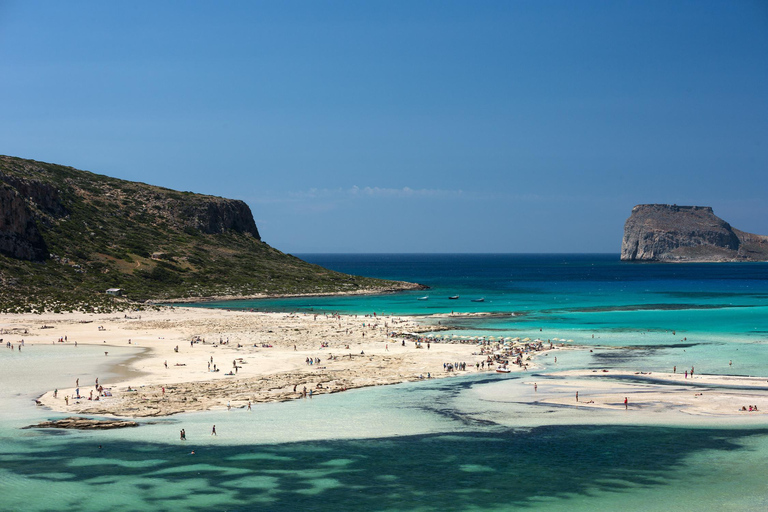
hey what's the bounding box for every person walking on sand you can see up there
[247,401,251,411]
[211,425,217,436]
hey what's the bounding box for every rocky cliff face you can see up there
[0,178,63,261]
[176,198,260,238]
[621,204,768,262]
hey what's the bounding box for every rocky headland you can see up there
[0,155,420,311]
[621,204,768,262]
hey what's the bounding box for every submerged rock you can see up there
[24,417,139,430]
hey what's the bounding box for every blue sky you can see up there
[1,1,766,253]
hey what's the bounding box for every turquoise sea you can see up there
[2,254,768,511]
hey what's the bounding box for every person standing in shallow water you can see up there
[211,425,216,436]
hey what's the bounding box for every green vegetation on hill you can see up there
[0,155,417,312]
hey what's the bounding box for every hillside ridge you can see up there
[0,155,419,312]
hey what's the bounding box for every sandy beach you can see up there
[529,369,768,417]
[3,307,520,417]
[3,306,767,422]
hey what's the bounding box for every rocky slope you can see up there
[0,155,419,310]
[621,204,768,262]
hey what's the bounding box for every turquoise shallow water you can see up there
[4,254,768,510]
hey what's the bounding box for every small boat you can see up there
[495,366,511,373]
[471,298,485,302]
[418,296,429,301]
[448,295,459,300]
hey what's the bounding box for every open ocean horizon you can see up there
[3,253,768,511]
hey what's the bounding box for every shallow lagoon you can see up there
[4,254,768,511]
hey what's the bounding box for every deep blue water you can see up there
[204,253,768,344]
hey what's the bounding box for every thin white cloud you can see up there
[288,186,465,200]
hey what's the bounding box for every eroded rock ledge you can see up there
[24,417,139,430]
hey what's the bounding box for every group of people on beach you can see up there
[672,365,695,378]
[5,339,23,350]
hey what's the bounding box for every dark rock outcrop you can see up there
[0,183,49,261]
[179,198,260,238]
[621,204,768,262]
[23,417,139,430]
[0,170,69,261]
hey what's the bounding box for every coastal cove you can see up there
[3,254,768,511]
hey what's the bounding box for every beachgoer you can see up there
[534,383,537,392]
[624,397,628,410]
[211,425,217,436]
[247,401,251,411]
[576,391,579,402]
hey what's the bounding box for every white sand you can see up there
[2,307,505,417]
